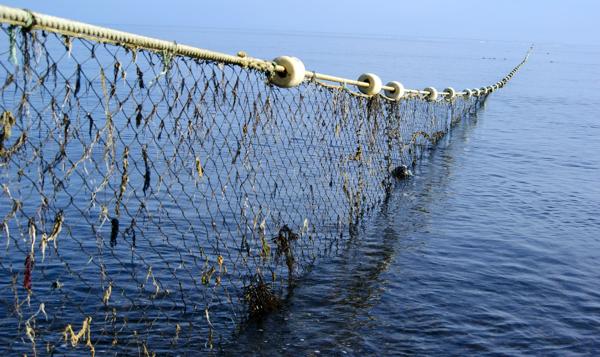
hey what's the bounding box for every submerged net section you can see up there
[0,26,487,354]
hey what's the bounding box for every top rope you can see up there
[0,4,531,100]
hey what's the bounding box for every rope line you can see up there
[0,4,530,98]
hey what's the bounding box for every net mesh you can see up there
[0,25,486,354]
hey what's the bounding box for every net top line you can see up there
[0,4,530,100]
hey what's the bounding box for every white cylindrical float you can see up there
[423,87,438,101]
[357,73,383,96]
[384,81,405,100]
[270,56,306,88]
[443,87,456,100]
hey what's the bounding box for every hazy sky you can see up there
[1,0,597,46]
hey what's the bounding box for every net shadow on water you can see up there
[0,25,487,355]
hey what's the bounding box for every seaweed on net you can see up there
[243,273,282,319]
[62,317,95,357]
[272,225,300,280]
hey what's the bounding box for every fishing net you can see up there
[0,25,486,354]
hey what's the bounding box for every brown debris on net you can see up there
[0,110,26,160]
[62,317,95,356]
[243,274,282,319]
[272,225,300,280]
